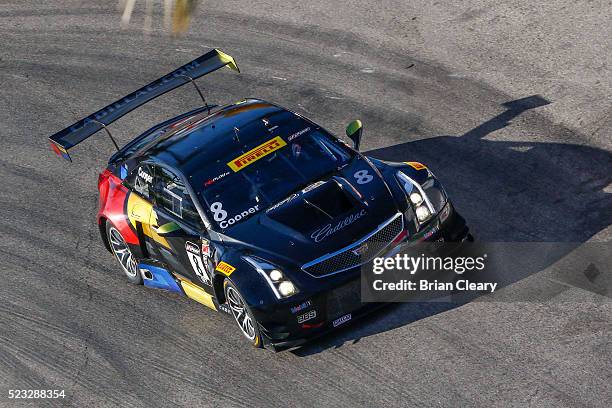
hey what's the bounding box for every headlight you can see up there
[415,205,431,222]
[269,269,283,282]
[278,281,297,297]
[242,256,299,299]
[409,192,423,206]
[396,170,446,224]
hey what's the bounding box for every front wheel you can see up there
[106,221,142,285]
[224,280,262,348]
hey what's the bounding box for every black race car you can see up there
[49,49,471,350]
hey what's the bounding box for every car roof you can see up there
[137,98,312,177]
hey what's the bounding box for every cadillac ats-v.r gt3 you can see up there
[48,49,471,351]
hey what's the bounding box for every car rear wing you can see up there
[48,49,239,162]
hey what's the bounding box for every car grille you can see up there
[302,213,404,277]
[326,278,362,319]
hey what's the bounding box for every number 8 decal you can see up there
[187,252,212,286]
[210,201,227,222]
[185,241,212,286]
[354,169,373,184]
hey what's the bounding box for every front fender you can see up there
[369,157,431,184]
[213,256,279,308]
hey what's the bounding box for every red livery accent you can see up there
[97,169,139,245]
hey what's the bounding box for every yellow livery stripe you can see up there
[180,279,217,311]
[126,193,170,249]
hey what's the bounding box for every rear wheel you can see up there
[224,280,262,348]
[106,221,142,285]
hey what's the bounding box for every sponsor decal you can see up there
[215,261,236,276]
[422,226,439,241]
[288,127,310,141]
[302,180,324,193]
[290,300,312,314]
[138,167,153,183]
[218,303,232,314]
[405,162,427,171]
[185,241,199,254]
[310,209,367,243]
[267,180,326,213]
[351,242,369,256]
[227,136,287,172]
[267,193,299,212]
[185,241,212,286]
[297,310,317,324]
[204,171,230,187]
[333,313,352,327]
[210,202,260,229]
[353,169,373,184]
[201,239,211,257]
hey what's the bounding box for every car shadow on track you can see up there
[292,95,612,357]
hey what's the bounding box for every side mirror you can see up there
[154,221,182,236]
[345,120,363,151]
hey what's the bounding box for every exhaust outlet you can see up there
[141,269,153,280]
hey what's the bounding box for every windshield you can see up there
[193,127,354,230]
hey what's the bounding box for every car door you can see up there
[149,165,215,292]
[122,163,157,258]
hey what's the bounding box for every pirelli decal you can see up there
[227,136,287,172]
[405,161,427,171]
[215,261,236,276]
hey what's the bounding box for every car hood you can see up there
[219,157,400,267]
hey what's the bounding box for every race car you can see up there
[49,49,471,350]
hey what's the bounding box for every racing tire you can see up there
[106,221,142,285]
[224,280,262,348]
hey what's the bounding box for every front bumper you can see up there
[254,203,470,351]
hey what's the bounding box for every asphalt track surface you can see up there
[1,1,611,407]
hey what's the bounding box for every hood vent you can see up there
[266,179,360,233]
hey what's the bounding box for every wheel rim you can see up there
[226,286,256,341]
[108,227,138,278]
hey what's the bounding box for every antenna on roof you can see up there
[177,74,211,115]
[233,126,241,143]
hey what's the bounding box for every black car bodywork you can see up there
[49,50,470,350]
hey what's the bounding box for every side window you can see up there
[153,167,202,227]
[125,164,154,200]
